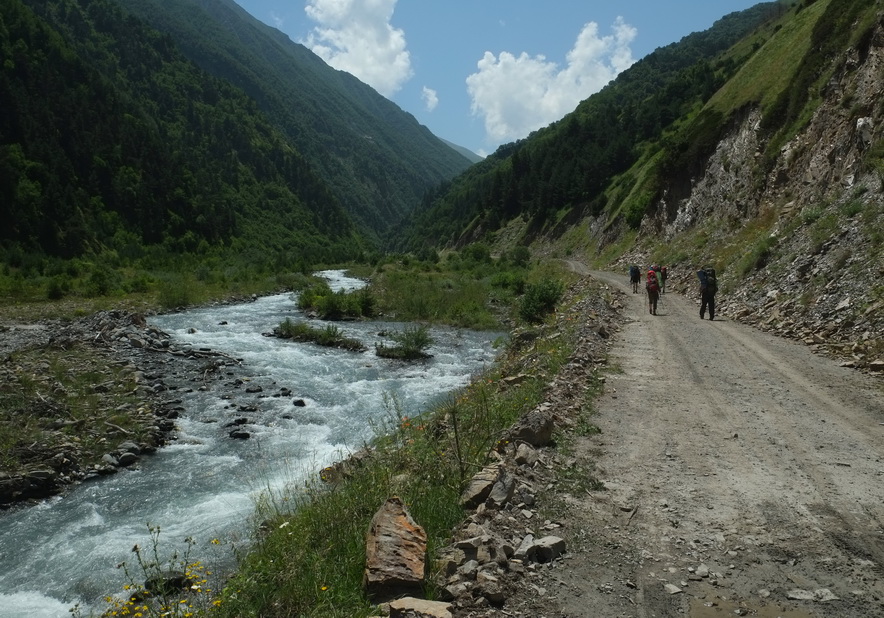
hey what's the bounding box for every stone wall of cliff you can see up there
[644,17,884,371]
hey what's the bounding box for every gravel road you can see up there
[541,269,884,618]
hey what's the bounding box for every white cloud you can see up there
[466,17,636,146]
[301,0,412,97]
[421,86,438,112]
[270,12,284,30]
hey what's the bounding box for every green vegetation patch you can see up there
[374,325,433,360]
[273,319,366,352]
[367,255,529,330]
[297,281,375,321]
[519,280,565,323]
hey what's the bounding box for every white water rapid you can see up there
[0,271,502,617]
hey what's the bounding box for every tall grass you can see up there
[374,325,433,360]
[368,259,533,329]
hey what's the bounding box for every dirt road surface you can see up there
[534,268,884,618]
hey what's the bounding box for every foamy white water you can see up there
[0,271,502,617]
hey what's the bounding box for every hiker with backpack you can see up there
[697,266,717,320]
[661,265,668,294]
[629,264,640,293]
[646,267,661,315]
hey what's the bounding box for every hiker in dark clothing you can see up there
[629,264,640,293]
[697,266,717,320]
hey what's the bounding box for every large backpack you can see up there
[646,269,659,293]
[704,267,717,293]
[629,265,639,279]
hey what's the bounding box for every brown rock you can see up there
[508,406,554,446]
[364,497,427,602]
[460,465,501,508]
[389,597,453,618]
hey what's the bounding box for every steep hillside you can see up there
[403,0,883,371]
[622,0,883,370]
[114,0,473,239]
[2,0,362,267]
[398,2,786,251]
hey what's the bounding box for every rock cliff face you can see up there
[644,19,884,371]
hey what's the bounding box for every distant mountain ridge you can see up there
[114,0,473,239]
[397,2,786,250]
[440,139,484,164]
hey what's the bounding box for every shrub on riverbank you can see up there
[519,279,565,323]
[297,280,375,320]
[374,325,433,360]
[274,318,366,351]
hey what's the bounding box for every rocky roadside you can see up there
[0,308,251,509]
[360,273,630,618]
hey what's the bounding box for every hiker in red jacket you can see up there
[646,268,661,315]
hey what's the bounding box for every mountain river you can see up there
[0,270,503,617]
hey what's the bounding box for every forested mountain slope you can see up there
[398,2,787,250]
[1,0,362,267]
[115,0,473,239]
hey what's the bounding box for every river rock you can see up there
[0,477,27,504]
[514,442,538,466]
[486,467,516,509]
[364,496,427,602]
[145,570,193,595]
[117,452,139,467]
[117,441,141,454]
[517,535,566,563]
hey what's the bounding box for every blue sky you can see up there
[232,1,766,156]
